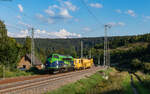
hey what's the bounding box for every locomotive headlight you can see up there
[56,60,58,68]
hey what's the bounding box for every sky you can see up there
[0,0,150,38]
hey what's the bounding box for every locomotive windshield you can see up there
[62,58,72,61]
[53,55,59,58]
[48,55,52,58]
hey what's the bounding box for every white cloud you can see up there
[16,15,22,19]
[143,16,150,22]
[18,4,23,12]
[36,14,54,24]
[37,1,78,24]
[35,29,46,34]
[118,22,125,26]
[8,28,81,38]
[59,8,72,18]
[48,29,81,38]
[8,29,29,38]
[43,1,75,23]
[145,16,150,20]
[89,3,103,8]
[107,22,125,27]
[47,18,54,24]
[125,10,136,17]
[36,14,44,19]
[45,9,55,16]
[18,21,32,28]
[74,18,79,22]
[115,9,122,13]
[7,32,14,37]
[83,27,91,32]
[107,22,116,26]
[64,1,77,11]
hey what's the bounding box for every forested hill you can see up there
[15,37,104,49]
[15,37,105,57]
[15,34,148,50]
[15,33,150,57]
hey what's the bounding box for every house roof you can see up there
[25,54,43,66]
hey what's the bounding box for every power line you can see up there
[0,4,42,29]
[0,4,35,22]
[5,24,26,31]
[0,3,59,30]
[79,0,104,26]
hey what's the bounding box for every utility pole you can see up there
[81,40,83,58]
[31,28,35,67]
[108,40,110,67]
[98,54,100,66]
[3,65,5,80]
[89,49,91,58]
[104,25,111,67]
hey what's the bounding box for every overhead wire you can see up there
[0,3,43,39]
[0,3,46,30]
[78,0,107,38]
[79,0,104,26]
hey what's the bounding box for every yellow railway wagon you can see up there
[81,58,93,69]
[74,58,93,70]
[74,58,82,70]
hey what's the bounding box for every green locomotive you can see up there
[45,54,74,73]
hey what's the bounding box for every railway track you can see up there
[0,66,103,94]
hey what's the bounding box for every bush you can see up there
[143,63,150,73]
[0,65,3,78]
[131,58,142,70]
[0,66,32,78]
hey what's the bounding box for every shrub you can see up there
[131,58,142,71]
[143,63,150,73]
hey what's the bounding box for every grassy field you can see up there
[0,69,32,78]
[46,68,135,94]
[132,71,150,94]
[0,65,32,78]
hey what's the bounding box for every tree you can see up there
[24,36,31,54]
[0,20,22,70]
[0,20,7,39]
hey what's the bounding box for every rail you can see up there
[0,67,102,94]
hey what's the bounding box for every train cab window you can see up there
[79,60,81,64]
[48,55,52,58]
[63,58,72,61]
[53,55,59,58]
[75,60,77,64]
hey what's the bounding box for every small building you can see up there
[17,54,44,70]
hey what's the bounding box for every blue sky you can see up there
[0,0,150,38]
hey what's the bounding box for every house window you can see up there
[23,65,26,69]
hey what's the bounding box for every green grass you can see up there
[122,74,133,94]
[47,72,103,94]
[132,72,150,94]
[46,68,135,94]
[0,68,32,78]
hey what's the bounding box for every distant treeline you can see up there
[15,33,150,60]
[15,37,105,58]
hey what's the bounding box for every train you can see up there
[45,54,94,73]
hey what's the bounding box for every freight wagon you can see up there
[74,58,93,69]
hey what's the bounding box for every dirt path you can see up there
[130,74,139,94]
[133,73,142,84]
